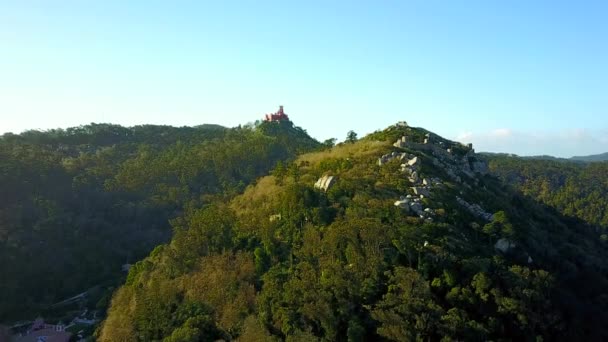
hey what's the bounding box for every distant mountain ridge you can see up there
[480,151,608,162]
[570,152,608,162]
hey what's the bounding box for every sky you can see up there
[1,1,607,157]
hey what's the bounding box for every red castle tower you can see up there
[265,105,290,122]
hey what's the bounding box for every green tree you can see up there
[322,138,337,149]
[372,267,443,341]
[346,130,358,143]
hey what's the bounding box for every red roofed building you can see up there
[265,106,290,122]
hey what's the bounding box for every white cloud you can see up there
[489,128,513,138]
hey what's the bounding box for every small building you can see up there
[264,105,290,122]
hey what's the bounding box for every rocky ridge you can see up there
[377,122,492,222]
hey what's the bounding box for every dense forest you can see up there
[0,120,320,321]
[98,123,608,341]
[486,156,608,230]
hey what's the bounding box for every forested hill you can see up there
[570,152,608,162]
[0,120,320,321]
[486,155,608,230]
[101,123,608,341]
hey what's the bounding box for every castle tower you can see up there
[264,106,290,122]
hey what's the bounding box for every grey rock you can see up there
[494,238,516,253]
[394,199,410,210]
[411,187,431,197]
[472,160,489,175]
[314,175,336,192]
[407,157,419,166]
[410,202,423,214]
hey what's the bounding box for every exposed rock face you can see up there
[411,187,431,197]
[407,171,419,183]
[380,128,490,222]
[378,151,408,166]
[494,238,516,253]
[410,202,423,214]
[314,175,336,192]
[456,196,494,221]
[391,132,489,183]
[394,198,410,211]
[393,136,408,148]
[472,161,489,175]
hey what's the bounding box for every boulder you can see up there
[411,187,430,197]
[410,202,423,214]
[394,200,410,211]
[410,171,419,181]
[314,175,336,192]
[494,238,516,253]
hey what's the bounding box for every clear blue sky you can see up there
[1,1,607,157]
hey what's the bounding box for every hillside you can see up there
[485,155,608,230]
[0,120,319,321]
[570,152,608,162]
[100,122,608,341]
[481,151,608,163]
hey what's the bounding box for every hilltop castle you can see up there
[264,106,290,122]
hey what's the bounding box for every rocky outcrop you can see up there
[382,127,491,222]
[394,198,410,212]
[494,238,516,253]
[472,160,489,175]
[392,132,489,182]
[378,151,408,166]
[314,175,336,192]
[407,156,419,167]
[411,187,431,197]
[456,196,494,221]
